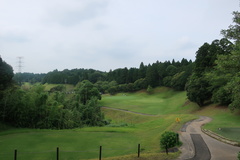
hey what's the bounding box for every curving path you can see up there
[101,106,157,116]
[178,116,240,160]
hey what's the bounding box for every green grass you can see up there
[0,113,194,160]
[217,128,240,142]
[0,129,139,160]
[0,119,189,160]
[99,87,198,115]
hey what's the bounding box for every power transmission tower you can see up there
[16,57,24,85]
[17,57,23,73]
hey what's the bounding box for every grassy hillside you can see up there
[0,86,239,160]
[99,87,199,115]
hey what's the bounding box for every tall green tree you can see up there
[210,42,240,110]
[146,64,159,87]
[138,62,146,79]
[76,80,101,105]
[221,11,240,43]
[186,74,211,106]
[0,57,14,90]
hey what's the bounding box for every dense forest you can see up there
[1,11,239,129]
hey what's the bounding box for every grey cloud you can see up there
[178,41,198,51]
[47,1,109,27]
[0,34,29,43]
[0,0,237,73]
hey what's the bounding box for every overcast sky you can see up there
[0,0,239,73]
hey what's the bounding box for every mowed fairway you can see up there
[0,87,197,160]
[0,129,139,160]
[99,87,198,115]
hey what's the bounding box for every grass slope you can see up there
[99,87,198,115]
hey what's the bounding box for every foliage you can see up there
[49,84,66,92]
[133,78,147,91]
[17,58,193,94]
[42,69,106,85]
[146,64,159,87]
[147,85,153,94]
[186,37,234,106]
[0,57,14,90]
[186,74,212,106]
[0,80,105,129]
[221,11,240,43]
[186,12,240,110]
[160,131,178,149]
[75,80,101,105]
[238,151,240,160]
[13,72,46,84]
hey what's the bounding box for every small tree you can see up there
[160,131,178,150]
[147,85,153,94]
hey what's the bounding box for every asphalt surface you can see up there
[178,116,240,160]
[188,134,211,160]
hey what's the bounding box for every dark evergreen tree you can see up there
[146,64,159,87]
[138,62,146,79]
[0,57,14,90]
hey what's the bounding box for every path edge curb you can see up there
[201,128,240,147]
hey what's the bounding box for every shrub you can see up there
[160,131,178,149]
[238,151,240,160]
[147,85,153,94]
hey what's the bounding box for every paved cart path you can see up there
[178,116,240,160]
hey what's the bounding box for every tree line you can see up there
[14,58,194,94]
